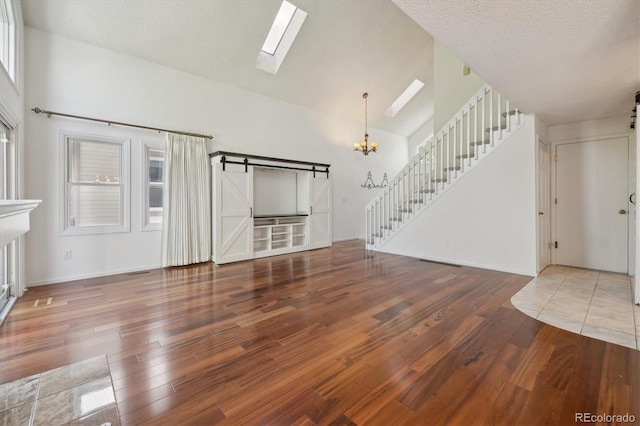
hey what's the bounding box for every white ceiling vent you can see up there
[385,79,425,117]
[256,0,307,74]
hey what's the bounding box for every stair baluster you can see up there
[364,84,524,251]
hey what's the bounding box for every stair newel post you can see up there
[375,198,379,239]
[515,107,521,126]
[381,195,384,237]
[365,206,370,246]
[506,100,511,133]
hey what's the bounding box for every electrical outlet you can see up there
[64,250,72,260]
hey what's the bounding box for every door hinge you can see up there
[554,198,557,205]
[554,154,557,162]
[554,241,558,249]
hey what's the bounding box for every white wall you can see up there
[24,28,408,286]
[548,115,631,142]
[433,40,485,133]
[377,116,538,276]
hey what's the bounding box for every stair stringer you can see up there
[373,115,537,276]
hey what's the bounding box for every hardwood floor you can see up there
[1,240,639,425]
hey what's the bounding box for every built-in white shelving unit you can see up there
[211,152,332,265]
[253,216,307,257]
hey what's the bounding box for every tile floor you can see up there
[511,265,640,350]
[0,355,119,426]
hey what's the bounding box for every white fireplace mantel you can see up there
[0,200,42,247]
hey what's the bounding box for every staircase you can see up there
[365,84,524,250]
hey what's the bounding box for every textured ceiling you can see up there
[21,0,434,138]
[393,0,640,126]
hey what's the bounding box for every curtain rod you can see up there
[31,107,214,140]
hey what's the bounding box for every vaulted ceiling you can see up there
[21,0,434,138]
[22,0,640,138]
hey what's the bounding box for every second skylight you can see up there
[385,79,425,117]
[261,1,298,55]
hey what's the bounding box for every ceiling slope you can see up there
[22,0,434,137]
[394,0,640,126]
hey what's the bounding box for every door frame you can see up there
[550,133,633,273]
[536,136,551,273]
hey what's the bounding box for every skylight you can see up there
[261,1,297,55]
[256,0,307,74]
[385,79,425,117]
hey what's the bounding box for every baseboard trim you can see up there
[373,246,536,277]
[27,264,163,287]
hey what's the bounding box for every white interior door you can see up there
[537,138,551,273]
[555,137,629,273]
[310,175,331,249]
[213,164,253,264]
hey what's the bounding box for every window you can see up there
[0,0,16,82]
[62,134,130,235]
[385,79,425,117]
[256,0,307,74]
[143,145,164,230]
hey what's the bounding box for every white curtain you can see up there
[161,133,211,266]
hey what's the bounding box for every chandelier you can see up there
[353,92,378,155]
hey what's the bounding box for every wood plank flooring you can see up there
[1,240,639,425]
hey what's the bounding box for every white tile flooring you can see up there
[511,265,640,350]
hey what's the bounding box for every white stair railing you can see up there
[365,84,523,249]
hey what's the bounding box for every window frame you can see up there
[142,141,164,231]
[0,0,17,84]
[60,132,130,236]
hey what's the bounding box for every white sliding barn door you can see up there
[555,137,629,273]
[310,175,332,249]
[212,164,253,264]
